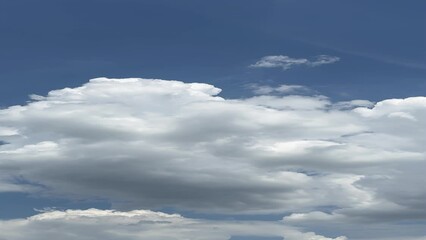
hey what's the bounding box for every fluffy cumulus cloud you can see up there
[0,78,426,239]
[0,208,346,240]
[250,55,340,70]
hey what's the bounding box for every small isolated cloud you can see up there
[308,55,341,66]
[247,83,310,95]
[250,55,340,70]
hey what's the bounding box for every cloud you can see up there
[0,78,426,239]
[283,209,426,240]
[249,55,340,70]
[0,208,347,240]
[296,38,426,71]
[247,84,310,95]
[309,55,341,66]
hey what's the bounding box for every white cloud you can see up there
[309,55,341,67]
[283,209,426,240]
[0,127,19,137]
[0,208,347,240]
[0,77,426,239]
[247,84,310,95]
[333,100,375,110]
[250,55,340,70]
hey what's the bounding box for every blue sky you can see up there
[0,1,426,240]
[1,0,425,106]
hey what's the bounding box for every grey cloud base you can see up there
[0,209,347,240]
[0,78,426,239]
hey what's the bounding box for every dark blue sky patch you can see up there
[0,0,425,106]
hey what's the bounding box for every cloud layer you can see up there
[250,55,340,70]
[0,77,426,239]
[0,208,347,240]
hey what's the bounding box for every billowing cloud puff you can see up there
[0,208,347,240]
[0,78,426,239]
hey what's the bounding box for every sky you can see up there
[0,1,425,239]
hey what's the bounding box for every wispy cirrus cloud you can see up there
[247,83,310,95]
[250,55,340,70]
[295,38,426,71]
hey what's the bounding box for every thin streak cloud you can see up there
[250,55,340,70]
